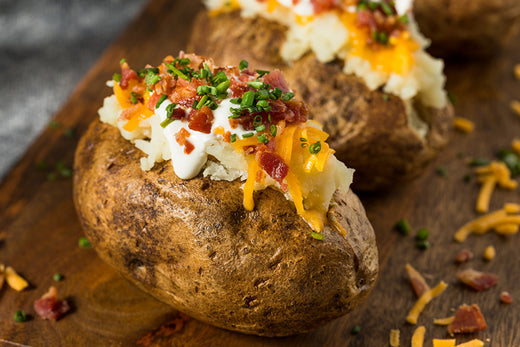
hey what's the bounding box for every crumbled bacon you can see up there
[229,76,254,98]
[448,304,487,335]
[500,291,513,304]
[119,104,140,121]
[455,249,473,264]
[175,128,195,155]
[259,152,289,184]
[171,78,201,108]
[120,66,138,89]
[33,286,70,321]
[262,70,290,93]
[405,264,430,297]
[457,268,498,291]
[147,92,162,111]
[311,0,339,14]
[187,106,214,134]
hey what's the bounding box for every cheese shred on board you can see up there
[406,281,448,324]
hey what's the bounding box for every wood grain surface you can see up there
[1,0,519,345]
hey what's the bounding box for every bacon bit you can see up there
[434,316,455,325]
[511,100,520,117]
[184,141,195,155]
[311,0,337,14]
[389,329,400,347]
[448,304,487,335]
[500,291,513,304]
[120,66,138,89]
[455,249,473,264]
[119,104,141,121]
[187,106,214,134]
[33,286,71,321]
[229,76,254,98]
[457,268,498,291]
[262,70,290,93]
[147,92,162,111]
[171,78,201,108]
[482,245,495,261]
[405,264,431,297]
[453,117,475,133]
[259,152,289,184]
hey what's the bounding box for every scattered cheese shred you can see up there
[455,339,484,347]
[406,281,448,324]
[454,203,520,242]
[4,266,29,291]
[389,329,400,347]
[453,117,475,133]
[474,161,517,214]
[512,138,520,155]
[511,100,520,117]
[515,64,520,80]
[434,316,455,325]
[475,176,496,213]
[433,339,456,347]
[483,245,496,261]
[411,326,426,347]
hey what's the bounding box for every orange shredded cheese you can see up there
[4,266,29,291]
[243,158,260,211]
[453,117,475,133]
[406,281,448,324]
[455,203,520,242]
[512,138,520,155]
[511,100,520,117]
[515,64,520,80]
[389,329,400,347]
[483,245,496,261]
[455,339,484,347]
[474,161,518,213]
[411,326,426,347]
[434,316,455,325]
[433,339,456,347]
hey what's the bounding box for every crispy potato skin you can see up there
[415,0,520,57]
[188,11,453,191]
[73,120,378,337]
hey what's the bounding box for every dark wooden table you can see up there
[1,0,519,345]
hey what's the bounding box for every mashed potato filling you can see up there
[99,54,353,233]
[205,0,448,136]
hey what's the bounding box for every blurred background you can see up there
[0,0,147,179]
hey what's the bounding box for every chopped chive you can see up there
[145,71,161,87]
[257,134,268,144]
[156,94,168,109]
[60,168,73,179]
[207,100,218,110]
[416,239,430,250]
[79,237,92,249]
[230,134,237,143]
[311,232,324,241]
[416,228,429,241]
[112,73,121,82]
[160,118,174,128]
[165,103,177,117]
[14,310,27,323]
[281,91,294,101]
[300,137,307,142]
[64,128,74,138]
[196,95,209,110]
[399,14,409,24]
[53,273,63,282]
[256,89,269,100]
[36,161,48,171]
[498,149,520,176]
[49,120,61,129]
[256,69,269,77]
[351,325,361,334]
[211,71,227,85]
[253,115,263,126]
[119,58,126,65]
[241,91,255,108]
[230,98,241,104]
[448,92,457,105]
[255,124,266,132]
[247,81,264,89]
[270,88,283,99]
[47,172,57,181]
[309,141,321,154]
[166,63,190,81]
[380,1,393,15]
[216,80,230,94]
[239,60,248,71]
[436,166,448,177]
[130,92,141,105]
[468,158,490,167]
[383,94,389,102]
[301,143,308,148]
[256,99,270,109]
[270,124,277,137]
[395,218,411,235]
[242,132,254,138]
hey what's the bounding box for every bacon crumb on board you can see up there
[411,326,425,347]
[454,249,473,264]
[500,291,513,304]
[457,268,498,291]
[406,264,431,297]
[389,329,400,347]
[33,286,71,320]
[448,304,487,335]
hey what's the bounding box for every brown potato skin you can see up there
[73,120,378,337]
[414,0,520,57]
[187,11,453,191]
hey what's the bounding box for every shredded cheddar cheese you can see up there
[411,326,426,347]
[511,100,520,117]
[4,266,29,292]
[483,245,496,261]
[433,339,456,347]
[453,117,475,133]
[512,138,520,155]
[433,316,455,325]
[474,161,517,213]
[515,64,520,80]
[389,329,400,347]
[454,203,520,242]
[455,339,484,347]
[406,281,448,324]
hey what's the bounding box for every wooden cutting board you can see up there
[1,0,519,345]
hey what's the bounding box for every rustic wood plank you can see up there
[0,0,519,345]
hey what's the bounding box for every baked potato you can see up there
[73,55,378,336]
[188,3,454,191]
[414,0,520,56]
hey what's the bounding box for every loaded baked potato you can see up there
[73,54,378,336]
[188,0,454,191]
[414,0,520,56]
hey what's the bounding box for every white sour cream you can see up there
[276,0,314,16]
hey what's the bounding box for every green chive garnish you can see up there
[416,228,429,241]
[130,92,141,105]
[416,239,430,250]
[351,325,361,334]
[436,166,448,177]
[156,94,168,109]
[239,60,248,71]
[112,73,121,83]
[14,310,27,323]
[380,1,393,15]
[309,141,321,154]
[395,218,411,235]
[119,58,126,65]
[230,134,237,143]
[145,70,161,87]
[270,124,277,137]
[64,128,74,138]
[281,92,294,101]
[53,273,63,282]
[399,14,409,24]
[241,91,255,108]
[256,70,269,77]
[49,120,61,129]
[311,232,324,241]
[257,134,268,144]
[242,132,254,138]
[79,237,92,249]
[255,124,266,132]
[36,161,48,171]
[468,158,490,167]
